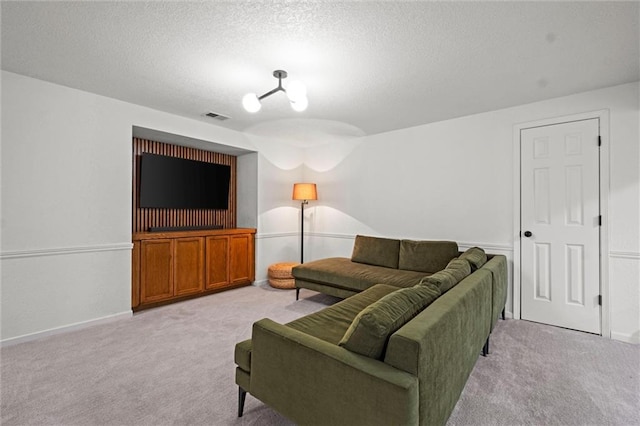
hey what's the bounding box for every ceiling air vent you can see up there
[203,111,230,121]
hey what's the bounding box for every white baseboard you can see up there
[610,331,640,345]
[252,279,269,287]
[1,310,133,347]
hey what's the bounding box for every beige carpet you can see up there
[2,284,638,425]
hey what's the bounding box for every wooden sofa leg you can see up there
[482,337,489,357]
[238,387,247,417]
[296,288,300,300]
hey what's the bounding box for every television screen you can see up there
[139,153,230,209]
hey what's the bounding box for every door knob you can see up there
[524,231,532,237]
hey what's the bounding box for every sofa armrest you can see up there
[482,255,508,329]
[384,269,492,426]
[250,318,419,426]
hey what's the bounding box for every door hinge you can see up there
[598,295,602,306]
[598,215,602,226]
[598,136,602,147]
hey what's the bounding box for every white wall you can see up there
[244,134,306,284]
[0,71,302,342]
[303,82,639,343]
[2,70,637,344]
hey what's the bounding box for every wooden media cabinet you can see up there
[131,228,256,310]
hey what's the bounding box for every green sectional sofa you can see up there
[234,235,508,425]
[294,235,508,331]
[293,236,459,299]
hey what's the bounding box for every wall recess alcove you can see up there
[130,126,258,310]
[131,126,258,230]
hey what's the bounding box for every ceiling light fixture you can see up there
[242,70,308,113]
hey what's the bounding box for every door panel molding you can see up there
[513,110,610,338]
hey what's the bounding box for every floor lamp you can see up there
[292,183,317,264]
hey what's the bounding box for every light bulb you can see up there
[242,93,261,113]
[286,80,307,103]
[290,96,308,112]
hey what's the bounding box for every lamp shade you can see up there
[292,183,317,201]
[286,80,307,103]
[290,95,308,112]
[242,93,261,113]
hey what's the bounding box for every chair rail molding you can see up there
[609,251,640,260]
[255,232,298,240]
[255,231,514,254]
[457,242,513,253]
[0,242,134,260]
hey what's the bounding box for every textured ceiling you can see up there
[2,1,639,142]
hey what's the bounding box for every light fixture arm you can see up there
[243,69,307,112]
[258,70,288,101]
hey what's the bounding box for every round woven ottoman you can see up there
[268,262,300,289]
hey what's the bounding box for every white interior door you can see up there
[520,119,601,334]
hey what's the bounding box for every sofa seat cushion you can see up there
[233,284,399,374]
[398,240,459,273]
[351,235,401,269]
[293,258,430,293]
[339,283,441,359]
[286,284,400,345]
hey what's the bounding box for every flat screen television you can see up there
[139,153,231,209]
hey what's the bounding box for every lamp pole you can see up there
[292,183,317,266]
[300,199,308,264]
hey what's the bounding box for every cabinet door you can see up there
[174,237,205,296]
[206,236,229,289]
[140,239,173,303]
[230,234,252,284]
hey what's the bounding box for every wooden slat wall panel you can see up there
[132,138,237,233]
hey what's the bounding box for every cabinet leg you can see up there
[238,387,247,417]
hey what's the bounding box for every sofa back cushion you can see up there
[446,258,472,279]
[351,235,401,269]
[459,247,487,271]
[420,271,456,293]
[420,258,471,293]
[339,283,441,359]
[398,240,459,273]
